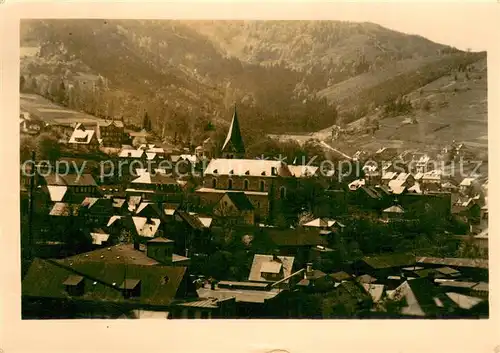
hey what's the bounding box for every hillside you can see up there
[185,21,451,71]
[315,56,488,156]
[20,19,486,148]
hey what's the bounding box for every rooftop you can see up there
[248,254,295,283]
[22,258,187,306]
[416,257,488,269]
[204,158,292,178]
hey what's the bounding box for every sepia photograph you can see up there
[16,13,490,322]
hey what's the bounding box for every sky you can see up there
[355,3,497,52]
[11,1,500,51]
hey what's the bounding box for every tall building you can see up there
[196,108,318,222]
[221,106,245,159]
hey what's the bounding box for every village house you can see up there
[195,253,302,318]
[213,192,255,226]
[196,109,305,222]
[381,204,406,223]
[79,197,114,225]
[387,278,462,318]
[169,210,213,257]
[127,171,185,203]
[415,256,488,282]
[45,121,76,143]
[302,217,345,233]
[195,137,216,160]
[68,123,101,151]
[22,247,197,319]
[387,172,415,195]
[295,263,335,293]
[420,170,442,191]
[99,119,126,147]
[452,197,482,226]
[353,253,417,283]
[42,173,100,205]
[459,177,478,196]
[129,129,152,148]
[260,228,328,267]
[20,112,44,135]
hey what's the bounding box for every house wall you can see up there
[100,125,125,147]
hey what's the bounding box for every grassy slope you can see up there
[322,57,487,155]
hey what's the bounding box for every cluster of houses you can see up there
[21,107,489,319]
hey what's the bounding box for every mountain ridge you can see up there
[20,19,485,148]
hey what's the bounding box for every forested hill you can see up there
[20,19,484,146]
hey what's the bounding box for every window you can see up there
[201,311,209,319]
[228,178,233,190]
[280,186,287,199]
[212,178,217,189]
[244,179,249,190]
[260,181,265,192]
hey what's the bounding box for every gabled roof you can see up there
[221,106,245,154]
[44,173,97,187]
[66,244,158,266]
[47,185,68,202]
[287,165,319,178]
[131,172,179,186]
[49,203,80,216]
[408,183,422,194]
[68,125,97,144]
[22,258,187,306]
[361,283,385,303]
[224,192,254,211]
[119,149,144,158]
[90,231,110,245]
[383,205,405,213]
[388,278,456,317]
[445,292,484,310]
[360,186,381,199]
[175,210,205,230]
[460,177,477,187]
[356,274,377,284]
[81,197,113,211]
[204,158,292,177]
[303,218,345,228]
[382,171,398,180]
[135,202,163,218]
[100,120,124,128]
[132,217,162,238]
[248,254,295,282]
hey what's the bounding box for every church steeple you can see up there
[221,105,245,159]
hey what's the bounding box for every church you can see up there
[196,107,318,222]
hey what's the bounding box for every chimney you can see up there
[305,263,314,278]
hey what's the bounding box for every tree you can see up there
[31,77,38,93]
[143,111,151,131]
[58,80,67,105]
[35,133,61,162]
[20,136,36,163]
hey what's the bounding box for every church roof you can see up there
[221,106,245,154]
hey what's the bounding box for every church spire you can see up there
[221,104,245,159]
